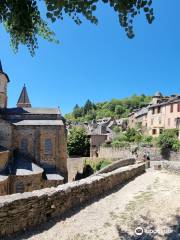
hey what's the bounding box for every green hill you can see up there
[65,94,152,122]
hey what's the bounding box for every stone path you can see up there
[4,170,180,240]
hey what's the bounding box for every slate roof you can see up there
[1,107,60,115]
[134,107,148,118]
[12,155,43,176]
[13,120,64,126]
[149,95,180,108]
[17,85,31,107]
[0,145,8,152]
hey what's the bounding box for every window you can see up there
[177,103,180,112]
[16,182,25,193]
[152,129,157,135]
[157,107,161,113]
[170,104,173,113]
[152,108,155,114]
[20,138,28,153]
[44,139,52,155]
[168,118,171,127]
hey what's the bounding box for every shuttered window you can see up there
[170,104,173,113]
[178,103,180,112]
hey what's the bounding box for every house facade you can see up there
[128,92,180,139]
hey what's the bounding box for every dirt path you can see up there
[5,170,180,240]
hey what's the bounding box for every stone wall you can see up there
[162,161,180,174]
[0,163,145,236]
[0,150,10,169]
[0,176,9,195]
[14,125,67,177]
[99,147,180,161]
[10,173,43,194]
[99,147,134,159]
[94,158,135,175]
[0,119,13,150]
[0,173,64,196]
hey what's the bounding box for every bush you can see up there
[157,129,180,151]
[67,127,90,157]
[84,159,112,172]
[172,140,180,152]
[95,159,112,171]
[111,140,130,148]
[140,135,153,147]
[125,128,142,142]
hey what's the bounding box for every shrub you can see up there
[157,129,180,151]
[111,140,130,148]
[95,159,112,171]
[172,140,180,152]
[84,159,112,172]
[125,128,142,142]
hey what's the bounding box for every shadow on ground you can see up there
[116,215,180,240]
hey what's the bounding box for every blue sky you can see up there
[0,0,180,114]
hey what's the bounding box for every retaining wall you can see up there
[94,158,135,175]
[0,163,145,236]
[99,147,180,161]
[162,161,180,174]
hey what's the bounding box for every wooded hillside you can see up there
[65,95,152,122]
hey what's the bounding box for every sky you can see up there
[0,0,180,114]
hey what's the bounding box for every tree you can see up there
[83,99,94,114]
[0,0,155,55]
[115,105,125,117]
[67,127,90,157]
[73,104,83,119]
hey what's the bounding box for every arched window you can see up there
[20,138,28,153]
[16,182,25,193]
[44,138,52,155]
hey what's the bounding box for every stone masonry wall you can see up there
[14,125,67,177]
[0,177,9,196]
[94,158,135,175]
[0,150,10,169]
[0,119,13,150]
[0,163,145,236]
[99,147,180,161]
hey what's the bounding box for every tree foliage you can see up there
[0,0,155,55]
[65,94,152,122]
[67,127,90,156]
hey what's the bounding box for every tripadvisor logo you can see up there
[135,227,144,236]
[134,226,173,236]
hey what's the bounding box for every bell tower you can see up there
[0,61,9,108]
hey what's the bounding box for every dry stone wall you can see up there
[0,150,9,169]
[99,147,180,161]
[94,158,135,175]
[0,163,145,236]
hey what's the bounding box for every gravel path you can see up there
[4,170,180,240]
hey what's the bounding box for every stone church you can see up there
[0,62,67,195]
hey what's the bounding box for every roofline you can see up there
[0,72,10,82]
[149,98,180,108]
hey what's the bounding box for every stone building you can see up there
[147,93,180,138]
[0,62,67,195]
[128,92,180,139]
